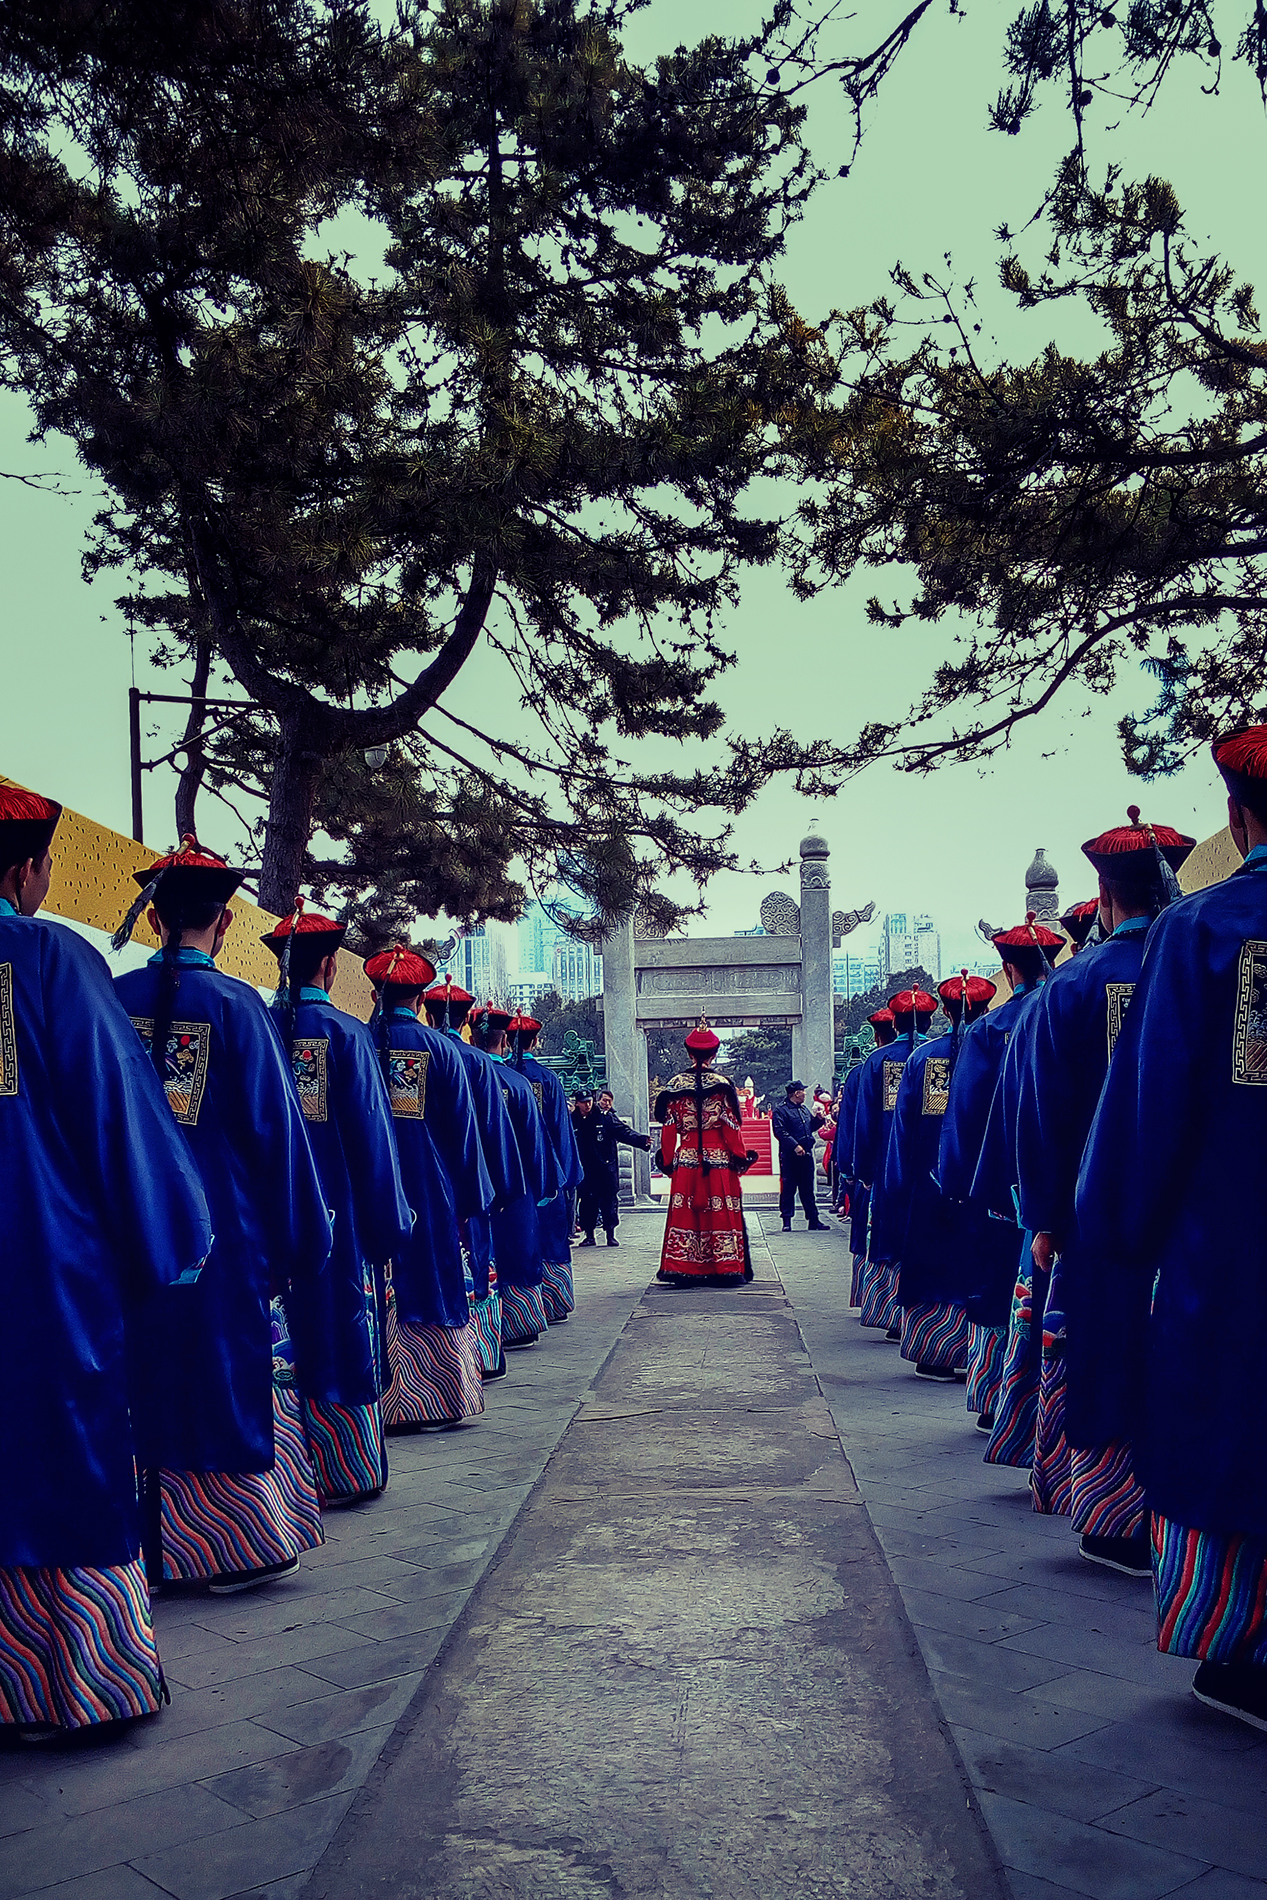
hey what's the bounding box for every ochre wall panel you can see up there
[1,774,374,1019]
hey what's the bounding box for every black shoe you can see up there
[975,1411,994,1432]
[481,1351,509,1379]
[915,1362,957,1382]
[208,1554,301,1595]
[605,1234,619,1248]
[885,1325,901,1341]
[807,1220,830,1231]
[1192,1660,1267,1734]
[579,1235,596,1248]
[1079,1532,1151,1577]
[781,1220,792,1232]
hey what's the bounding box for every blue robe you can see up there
[877,1032,975,1306]
[936,1001,1030,1329]
[283,990,412,1407]
[115,950,332,1473]
[851,1035,924,1260]
[516,1051,584,1263]
[970,984,1047,1221]
[837,1060,867,1235]
[377,1008,469,1328]
[0,906,212,1568]
[1075,849,1267,1536]
[440,1033,527,1298]
[485,1054,554,1289]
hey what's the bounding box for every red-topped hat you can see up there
[509,1012,542,1038]
[685,1014,721,1057]
[991,913,1064,967]
[0,785,62,866]
[113,834,244,949]
[1213,725,1267,803]
[1060,896,1100,947]
[260,899,346,957]
[888,988,937,1015]
[1081,806,1195,878]
[364,944,437,989]
[424,976,474,1006]
[938,970,996,1010]
[866,1008,895,1027]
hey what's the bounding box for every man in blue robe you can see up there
[878,974,996,1381]
[469,1004,557,1347]
[423,977,524,1371]
[509,1013,585,1318]
[961,920,1063,1466]
[364,948,487,1426]
[1076,729,1267,1732]
[0,790,212,1735]
[842,1010,893,1302]
[114,840,333,1596]
[262,908,413,1502]
[1016,812,1194,1572]
[937,927,1059,1433]
[851,990,936,1333]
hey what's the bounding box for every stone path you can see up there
[4,1212,1265,1900]
[769,1219,1267,1900]
[306,1221,1006,1900]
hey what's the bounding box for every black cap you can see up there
[786,1079,807,1094]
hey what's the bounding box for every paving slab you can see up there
[769,1221,1267,1900]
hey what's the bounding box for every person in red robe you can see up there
[654,1021,755,1286]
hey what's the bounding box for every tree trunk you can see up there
[258,714,322,916]
[173,641,211,842]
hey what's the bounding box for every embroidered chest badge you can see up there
[0,964,16,1098]
[922,1056,950,1117]
[882,1059,903,1112]
[1104,982,1135,1060]
[291,1037,330,1122]
[130,1017,211,1125]
[530,1080,543,1108]
[387,1047,429,1118]
[1232,940,1267,1085]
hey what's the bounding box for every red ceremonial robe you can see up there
[654,1067,751,1278]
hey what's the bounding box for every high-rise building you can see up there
[882,912,916,980]
[509,975,552,1012]
[517,899,565,977]
[833,949,883,999]
[550,934,603,1004]
[438,925,508,1003]
[914,913,941,981]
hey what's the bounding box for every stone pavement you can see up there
[0,1244,658,1900]
[5,1212,1265,1900]
[769,1218,1267,1900]
[306,1218,1007,1899]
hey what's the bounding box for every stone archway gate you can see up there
[601,835,872,1200]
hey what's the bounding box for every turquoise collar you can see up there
[0,898,15,918]
[1111,916,1149,939]
[389,1006,417,1021]
[147,946,217,968]
[299,985,331,1003]
[1244,844,1267,871]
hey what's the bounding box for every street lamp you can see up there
[363,744,389,770]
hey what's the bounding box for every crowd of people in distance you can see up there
[0,811,594,1742]
[824,732,1267,1736]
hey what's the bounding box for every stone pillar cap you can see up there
[800,833,830,858]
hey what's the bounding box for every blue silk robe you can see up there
[378,1008,470,1328]
[516,1051,584,1263]
[116,951,332,1473]
[970,984,1047,1221]
[284,990,412,1407]
[1075,850,1267,1536]
[936,1002,1030,1329]
[851,1035,924,1260]
[486,1054,554,1288]
[1,907,212,1568]
[837,1060,867,1236]
[444,1033,526,1298]
[877,1033,975,1306]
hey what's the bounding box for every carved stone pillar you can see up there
[600,910,650,1202]
[798,834,834,1096]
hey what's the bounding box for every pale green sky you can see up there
[0,1,1256,970]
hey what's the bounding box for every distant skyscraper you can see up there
[550,934,603,1004]
[914,913,941,981]
[518,898,565,975]
[438,925,508,1003]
